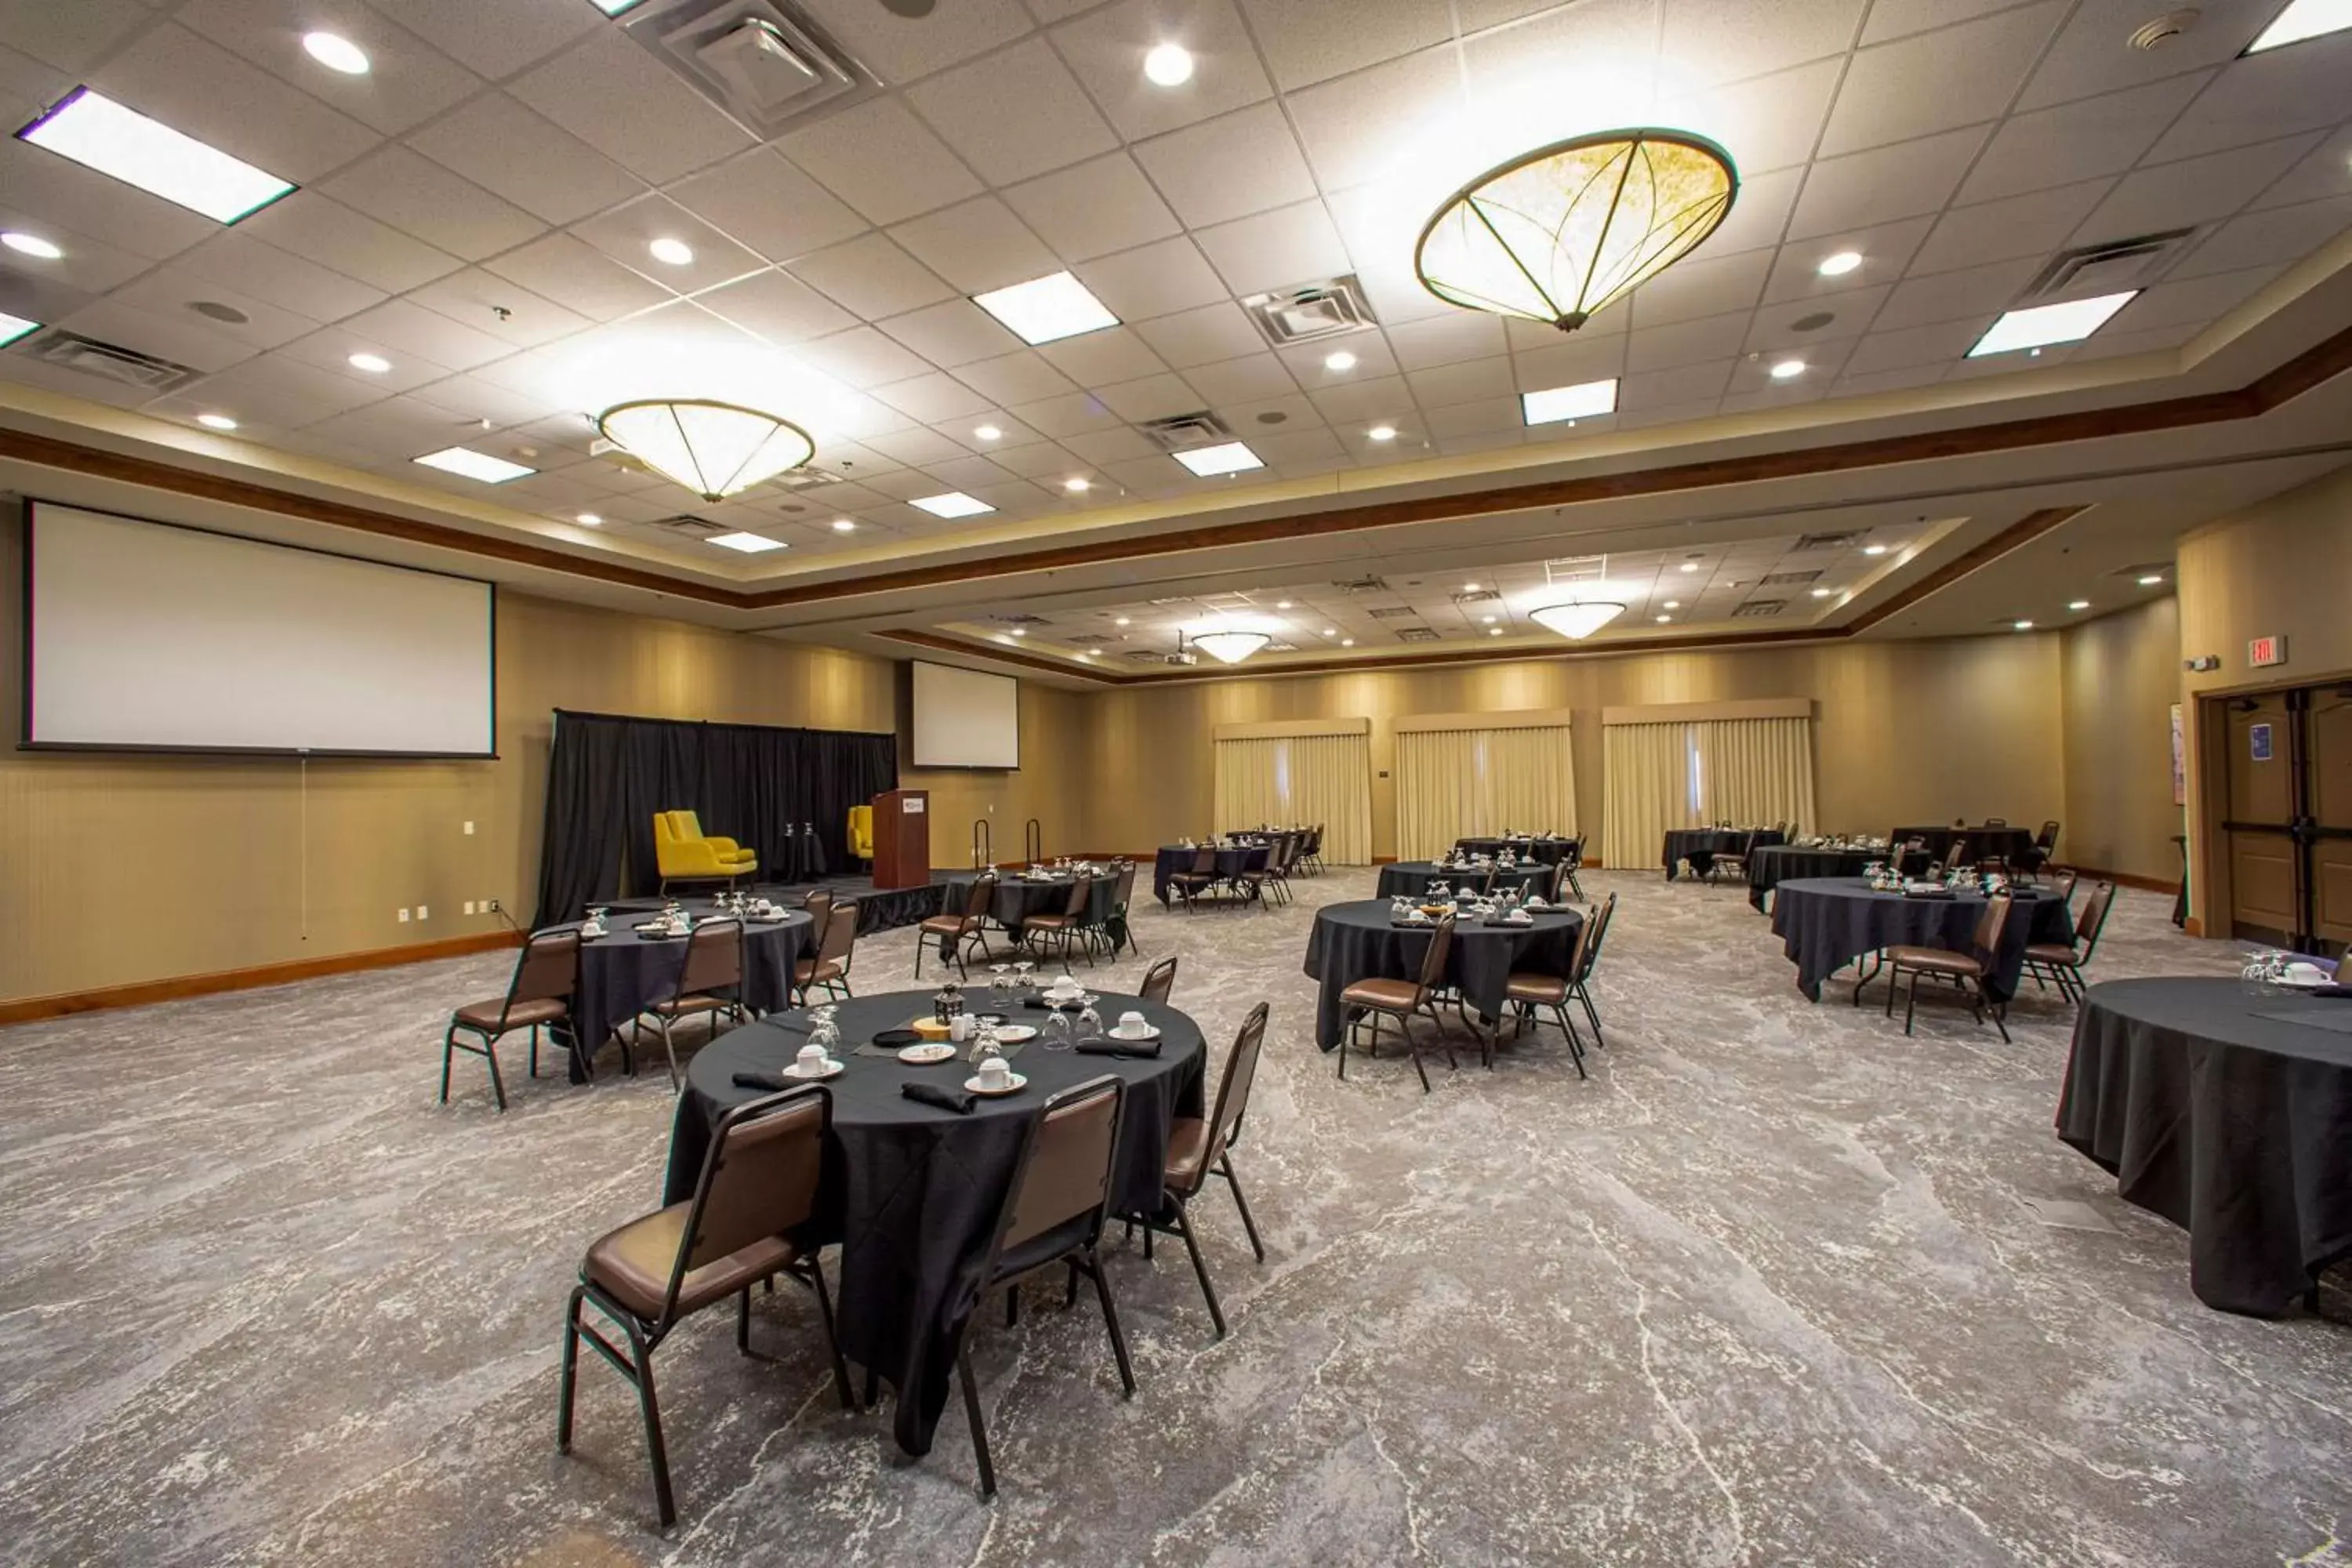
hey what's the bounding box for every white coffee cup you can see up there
[2285,961,2327,982]
[1051,975,1079,996]
[1118,1011,1147,1036]
[978,1054,1011,1087]
[796,1043,829,1073]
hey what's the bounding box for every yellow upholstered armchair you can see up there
[655,810,757,891]
[846,804,874,862]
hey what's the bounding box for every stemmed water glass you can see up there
[1073,993,1102,1045]
[1014,959,1036,991]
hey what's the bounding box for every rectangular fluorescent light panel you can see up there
[1966,292,2138,357]
[912,492,994,518]
[16,89,296,224]
[707,531,788,552]
[414,446,535,484]
[0,312,37,347]
[971,271,1120,345]
[1522,377,1620,425]
[1173,441,1264,477]
[2245,0,2352,52]
[591,0,651,13]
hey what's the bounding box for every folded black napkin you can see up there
[2312,983,2352,999]
[1076,1037,1161,1058]
[902,1082,977,1114]
[732,1071,793,1091]
[1021,996,1083,1011]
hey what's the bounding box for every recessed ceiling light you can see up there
[1522,377,1619,426]
[2138,573,2164,586]
[301,31,370,74]
[575,512,602,526]
[1817,251,1864,277]
[0,311,37,347]
[1367,424,1397,441]
[971,270,1119,345]
[913,492,993,518]
[1173,441,1263,477]
[1143,42,1194,85]
[1063,477,1091,492]
[16,89,295,224]
[1323,627,1337,637]
[1656,615,1672,623]
[648,236,694,267]
[1481,614,1497,624]
[2,231,62,260]
[2245,0,2352,52]
[2068,599,2091,610]
[414,446,534,484]
[2013,619,2035,630]
[1864,543,1889,555]
[831,518,857,532]
[194,412,238,431]
[347,351,391,374]
[1810,586,1833,598]
[1770,358,1806,380]
[1115,616,1131,626]
[1010,627,1026,637]
[1340,637,1356,647]
[1969,292,2137,356]
[1679,561,1698,573]
[708,531,788,553]
[1276,600,1293,609]
[1663,600,1679,610]
[1323,350,1358,372]
[973,423,1002,441]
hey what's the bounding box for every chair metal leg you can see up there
[626,1323,677,1530]
[440,1025,456,1104]
[956,1341,996,1500]
[658,1017,681,1091]
[484,1033,508,1112]
[1985,982,2012,1044]
[802,1256,855,1411]
[529,1024,540,1079]
[556,1285,585,1452]
[1219,1156,1266,1261]
[1005,1284,1021,1328]
[1398,1011,1433,1093]
[1903,971,1920,1035]
[1085,1246,1138,1396]
[1169,1196,1227,1338]
[737,1287,753,1353]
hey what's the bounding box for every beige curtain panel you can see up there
[1602,722,1689,871]
[1213,731,1374,865]
[1393,724,1577,861]
[1695,717,1817,833]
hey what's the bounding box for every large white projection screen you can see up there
[27,503,495,755]
[910,660,1019,768]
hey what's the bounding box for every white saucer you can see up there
[966,1072,1027,1096]
[2274,970,2332,989]
[783,1059,844,1080]
[1107,1024,1162,1043]
[990,1024,1038,1044]
[898,1042,957,1064]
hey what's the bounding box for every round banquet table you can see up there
[1453,834,1573,866]
[1376,860,1553,900]
[1889,824,2038,870]
[1662,827,1785,880]
[939,869,1116,943]
[2057,978,2352,1316]
[1744,844,1878,912]
[1768,877,2072,1004]
[1302,898,1584,1051]
[665,989,1207,1456]
[557,910,814,1083]
[1151,842,1268,904]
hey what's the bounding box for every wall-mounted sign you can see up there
[2251,722,2274,763]
[2249,634,2288,668]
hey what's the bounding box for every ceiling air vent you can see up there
[1064,632,1118,646]
[774,466,843,490]
[648,513,728,536]
[1135,410,1233,452]
[1241,275,1377,348]
[1331,575,1389,594]
[613,0,882,140]
[1759,568,1824,586]
[1366,605,1421,619]
[1791,531,1864,550]
[2020,229,2198,303]
[1146,594,1195,606]
[1395,626,1442,643]
[1732,599,1787,619]
[989,612,1047,626]
[1544,554,1609,581]
[1454,588,1501,604]
[19,329,202,394]
[1263,641,1298,653]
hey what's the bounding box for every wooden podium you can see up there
[870,789,931,890]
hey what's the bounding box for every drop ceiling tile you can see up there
[1256,426,1348,470]
[1870,259,2042,332]
[1307,373,1414,422]
[1910,178,2115,275]
[1134,103,1319,230]
[1627,309,1755,372]
[405,370,550,427]
[888,198,1059,295]
[1132,301,1265,368]
[1057,424,1160,464]
[482,232,669,321]
[278,321,452,391]
[509,29,753,186]
[1239,0,1448,90]
[1179,351,1295,405]
[0,0,147,71]
[779,97,984,227]
[1073,237,1236,321]
[0,205,160,295]
[2066,317,2204,362]
[793,325,937,389]
[2252,124,2352,211]
[1000,154,1181,267]
[1759,216,1933,304]
[1193,200,1350,296]
[406,268,587,350]
[936,414,1045,452]
[1666,0,1866,85]
[989,440,1084,478]
[799,0,1034,82]
[875,298,1024,368]
[339,296,514,372]
[1457,0,1662,104]
[56,297,257,372]
[1787,125,1992,240]
[1819,2,2064,158]
[179,0,482,136]
[1384,312,1508,370]
[1283,44,1459,193]
[572,194,765,297]
[905,35,1118,187]
[2072,134,2321,244]
[407,92,641,228]
[374,0,600,78]
[1958,74,2215,205]
[925,455,1025,492]
[239,191,460,294]
[1702,56,1844,176]
[2144,42,2352,165]
[324,146,546,263]
[953,348,1081,406]
[665,151,865,269]
[2171,194,2352,280]
[158,232,379,328]
[1702,165,1806,256]
[1425,398,1526,440]
[860,426,971,470]
[1617,358,1736,409]
[91,23,379,183]
[694,269,856,347]
[1282,333,1400,386]
[1512,335,1628,392]
[107,265,319,351]
[1051,0,1273,140]
[2117,262,2285,330]
[1037,325,1167,383]
[786,233,956,321]
[1099,453,1190,495]
[1009,389,1124,436]
[1215,392,1320,437]
[872,372,997,424]
[1406,357,1518,409]
[1842,318,1990,376]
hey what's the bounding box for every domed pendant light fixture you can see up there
[1185,625,1272,665]
[596,399,815,502]
[1526,555,1626,641]
[1416,128,1737,334]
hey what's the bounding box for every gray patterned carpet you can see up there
[2,869,2347,1567]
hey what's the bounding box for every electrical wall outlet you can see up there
[463,901,475,915]
[398,909,411,924]
[416,905,429,920]
[463,820,475,835]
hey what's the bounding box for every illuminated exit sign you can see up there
[2249,635,2288,669]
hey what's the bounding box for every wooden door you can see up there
[2223,692,2299,946]
[2308,686,2352,954]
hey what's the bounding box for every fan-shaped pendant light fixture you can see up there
[596,399,815,502]
[1188,626,1272,665]
[1527,554,1627,641]
[1417,128,1737,333]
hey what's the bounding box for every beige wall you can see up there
[2059,595,2183,882]
[1080,636,2071,862]
[903,678,1091,868]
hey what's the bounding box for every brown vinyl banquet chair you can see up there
[557,1085,850,1531]
[1128,1002,1270,1338]
[1021,872,1095,965]
[1169,845,1221,911]
[1338,913,1457,1094]
[793,901,858,1004]
[916,872,996,979]
[2023,880,2117,1004]
[1506,915,1594,1079]
[1138,955,1179,1004]
[441,927,579,1111]
[637,918,745,1090]
[1883,893,2014,1041]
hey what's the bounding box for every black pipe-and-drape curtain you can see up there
[534,709,897,926]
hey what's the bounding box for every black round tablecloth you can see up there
[1453,835,1573,866]
[1889,825,2039,869]
[1768,877,2071,1003]
[2057,978,2352,1316]
[664,989,1206,1456]
[1662,828,1785,880]
[1744,845,1878,911]
[561,911,814,1083]
[1152,843,1268,903]
[941,869,1116,939]
[1377,861,1553,899]
[1302,899,1584,1051]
